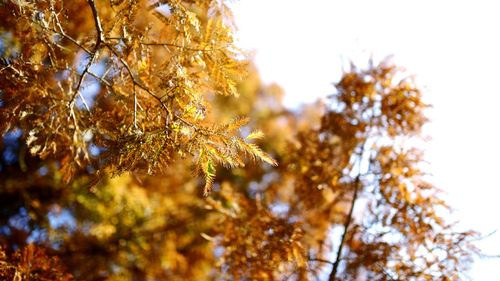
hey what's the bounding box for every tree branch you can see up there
[140,41,218,52]
[328,174,361,281]
[328,145,367,281]
[308,257,334,265]
[69,0,105,110]
[87,0,105,43]
[375,262,398,281]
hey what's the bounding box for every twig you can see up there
[308,257,334,265]
[88,71,111,87]
[105,44,159,100]
[133,84,138,129]
[140,41,218,52]
[88,0,105,43]
[328,145,366,281]
[375,262,398,281]
[46,2,92,54]
[105,43,175,131]
[68,0,106,111]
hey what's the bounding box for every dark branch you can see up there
[88,0,105,43]
[68,0,106,110]
[328,174,361,281]
[308,257,335,265]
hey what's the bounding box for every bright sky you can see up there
[231,0,500,279]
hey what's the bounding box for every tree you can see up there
[0,1,478,280]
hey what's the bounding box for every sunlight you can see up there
[232,0,500,279]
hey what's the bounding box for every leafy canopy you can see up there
[0,0,275,196]
[0,1,479,281]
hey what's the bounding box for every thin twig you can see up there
[375,263,398,281]
[308,257,334,265]
[105,44,159,100]
[69,0,105,110]
[328,146,366,281]
[53,2,92,54]
[105,43,176,131]
[88,71,111,87]
[133,84,138,129]
[140,41,218,52]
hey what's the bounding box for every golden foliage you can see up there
[0,2,480,281]
[0,0,271,192]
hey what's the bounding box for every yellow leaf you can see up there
[245,130,265,140]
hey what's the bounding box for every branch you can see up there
[104,43,173,131]
[88,0,105,43]
[328,145,367,281]
[87,71,111,87]
[328,174,361,281]
[133,84,138,130]
[308,257,334,265]
[68,0,105,110]
[375,263,398,281]
[49,2,92,54]
[140,41,219,52]
[47,25,92,54]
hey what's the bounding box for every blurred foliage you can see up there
[0,1,478,281]
[0,244,73,281]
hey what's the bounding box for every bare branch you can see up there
[133,84,138,130]
[68,0,106,110]
[308,257,334,265]
[87,0,105,44]
[328,145,366,281]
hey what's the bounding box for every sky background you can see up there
[231,0,500,279]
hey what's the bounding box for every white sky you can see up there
[231,0,500,279]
